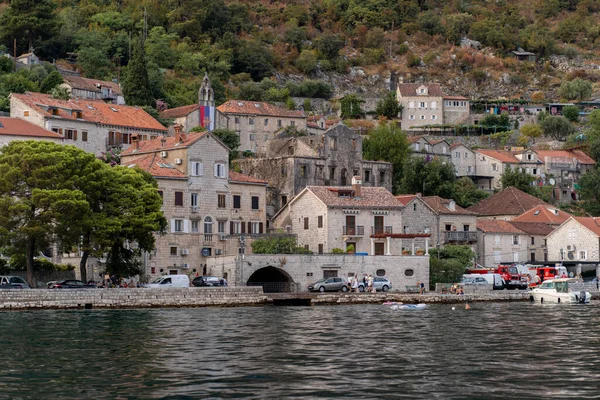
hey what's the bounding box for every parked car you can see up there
[50,280,96,289]
[144,275,190,288]
[0,276,30,289]
[192,276,223,287]
[308,277,349,292]
[358,277,392,292]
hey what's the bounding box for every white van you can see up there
[462,273,504,290]
[144,275,190,288]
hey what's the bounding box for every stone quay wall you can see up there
[0,287,268,310]
[308,291,532,305]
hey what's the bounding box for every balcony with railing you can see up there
[343,226,364,236]
[371,226,393,235]
[203,234,214,246]
[444,231,477,243]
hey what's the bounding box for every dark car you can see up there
[51,280,96,289]
[192,276,224,287]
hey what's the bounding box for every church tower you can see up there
[198,73,214,107]
[198,73,215,130]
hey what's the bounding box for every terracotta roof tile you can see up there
[122,153,186,179]
[535,149,596,165]
[0,117,63,139]
[429,138,449,145]
[422,196,477,215]
[468,187,549,216]
[217,100,305,118]
[476,149,519,163]
[395,194,417,206]
[120,131,209,156]
[574,217,600,236]
[62,75,122,95]
[512,205,571,225]
[450,142,470,150]
[508,221,555,236]
[12,92,166,131]
[229,170,268,185]
[159,104,200,119]
[308,186,402,208]
[477,220,524,234]
[397,83,444,97]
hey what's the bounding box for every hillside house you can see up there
[10,92,166,156]
[546,217,600,267]
[61,75,124,105]
[0,117,63,146]
[468,187,550,221]
[476,220,529,267]
[159,74,216,132]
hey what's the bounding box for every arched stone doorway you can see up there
[247,266,294,293]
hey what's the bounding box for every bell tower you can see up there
[198,73,214,107]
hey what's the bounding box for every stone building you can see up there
[119,129,267,281]
[159,74,216,132]
[234,124,393,218]
[0,117,63,146]
[476,220,529,267]
[407,136,451,162]
[10,92,166,156]
[60,75,125,105]
[474,149,519,190]
[422,196,478,250]
[450,143,476,178]
[216,100,306,154]
[272,179,430,256]
[396,82,470,129]
[468,187,550,221]
[396,194,437,239]
[545,217,600,269]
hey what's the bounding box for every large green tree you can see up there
[0,0,60,52]
[399,157,456,199]
[453,177,489,208]
[0,141,91,286]
[541,115,575,140]
[500,166,535,194]
[122,38,154,107]
[362,123,410,194]
[375,91,403,119]
[558,78,592,101]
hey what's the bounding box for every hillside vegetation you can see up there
[1,0,600,111]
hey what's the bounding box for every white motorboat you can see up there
[530,278,591,304]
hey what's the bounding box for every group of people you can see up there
[347,274,375,292]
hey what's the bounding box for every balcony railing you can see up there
[204,234,214,243]
[343,226,364,236]
[444,231,477,242]
[371,226,393,235]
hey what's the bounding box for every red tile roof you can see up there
[159,104,200,119]
[468,187,549,216]
[422,196,477,215]
[512,205,571,225]
[62,75,122,95]
[217,100,305,118]
[535,150,596,165]
[508,221,555,236]
[476,149,519,163]
[573,217,600,236]
[308,186,402,208]
[429,138,450,145]
[407,136,427,144]
[477,220,524,234]
[121,153,186,179]
[397,83,444,97]
[120,131,209,156]
[229,170,268,185]
[12,92,166,131]
[0,117,63,139]
[395,194,417,206]
[450,142,470,150]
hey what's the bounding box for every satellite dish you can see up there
[549,178,555,186]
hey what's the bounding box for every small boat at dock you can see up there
[530,278,591,304]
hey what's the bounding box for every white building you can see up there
[0,117,63,145]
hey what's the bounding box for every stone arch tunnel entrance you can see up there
[247,266,294,293]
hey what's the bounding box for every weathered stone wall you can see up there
[477,231,529,267]
[0,287,268,310]
[546,218,599,263]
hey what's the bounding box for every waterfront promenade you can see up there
[0,287,538,310]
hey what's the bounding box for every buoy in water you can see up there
[452,307,456,310]
[465,303,471,310]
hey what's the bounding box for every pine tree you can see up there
[122,38,155,107]
[0,0,59,52]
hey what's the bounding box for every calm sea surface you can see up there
[0,302,599,399]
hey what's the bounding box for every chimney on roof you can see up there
[448,200,456,211]
[174,124,183,142]
[352,176,362,198]
[416,192,422,198]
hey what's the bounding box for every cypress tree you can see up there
[122,38,154,107]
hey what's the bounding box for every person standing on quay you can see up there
[352,275,359,293]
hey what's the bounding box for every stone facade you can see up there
[397,83,470,128]
[235,124,393,218]
[477,230,529,267]
[451,143,476,177]
[546,218,600,263]
[443,97,470,124]
[399,196,438,244]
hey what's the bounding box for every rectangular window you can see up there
[174,191,183,206]
[174,219,183,232]
[281,195,288,206]
[230,221,241,234]
[82,131,88,142]
[249,134,256,141]
[191,162,203,176]
[445,224,452,231]
[264,118,268,126]
[23,110,29,117]
[218,194,226,208]
[318,215,323,228]
[455,151,460,158]
[364,170,371,182]
[304,217,309,230]
[170,246,178,255]
[249,118,254,125]
[214,163,225,178]
[580,250,587,260]
[467,166,473,173]
[413,203,417,211]
[492,163,498,172]
[432,115,437,120]
[191,220,199,233]
[318,244,323,254]
[420,115,425,120]
[409,115,415,120]
[512,235,520,245]
[464,152,468,159]
[531,236,535,245]
[290,121,295,127]
[218,221,225,233]
[250,222,260,234]
[65,129,77,140]
[300,165,307,178]
[330,138,337,150]
[235,116,240,124]
[278,120,282,127]
[190,193,198,207]
[379,171,385,183]
[463,225,470,232]
[233,195,241,209]
[251,196,259,210]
